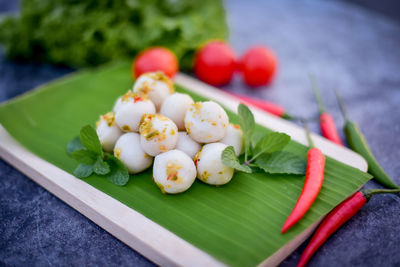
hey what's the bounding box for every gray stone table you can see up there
[1,0,399,266]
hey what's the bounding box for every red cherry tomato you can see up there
[194,41,236,86]
[239,46,277,87]
[133,47,178,79]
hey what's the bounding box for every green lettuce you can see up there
[0,0,228,69]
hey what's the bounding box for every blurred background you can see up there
[1,0,399,266]
[342,0,400,21]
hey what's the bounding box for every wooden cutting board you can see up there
[0,72,367,266]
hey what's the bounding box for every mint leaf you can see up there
[106,156,129,186]
[74,164,94,178]
[238,104,255,139]
[80,125,103,157]
[93,157,110,175]
[222,146,252,173]
[255,151,306,175]
[70,149,97,164]
[254,132,290,156]
[251,132,264,151]
[238,104,255,159]
[67,136,85,154]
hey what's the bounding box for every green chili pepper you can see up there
[335,91,399,189]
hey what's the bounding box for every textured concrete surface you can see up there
[1,0,400,266]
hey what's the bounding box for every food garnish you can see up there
[281,121,325,233]
[336,90,400,189]
[310,75,343,145]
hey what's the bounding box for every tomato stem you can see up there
[309,74,326,114]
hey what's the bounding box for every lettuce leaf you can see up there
[0,0,228,69]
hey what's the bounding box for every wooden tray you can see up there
[0,72,368,266]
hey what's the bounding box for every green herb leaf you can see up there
[254,132,291,156]
[255,151,306,175]
[70,149,97,164]
[93,156,110,175]
[67,136,85,154]
[222,146,252,173]
[80,125,103,157]
[74,163,94,178]
[251,132,265,151]
[0,0,228,70]
[106,156,130,186]
[238,104,255,160]
[238,104,255,139]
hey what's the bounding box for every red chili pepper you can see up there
[281,122,325,234]
[319,113,343,145]
[226,91,292,119]
[310,75,343,146]
[297,188,400,267]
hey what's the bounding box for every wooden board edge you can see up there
[174,73,368,172]
[0,125,226,267]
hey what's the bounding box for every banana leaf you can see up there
[0,61,371,266]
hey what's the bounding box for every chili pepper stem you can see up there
[309,74,326,114]
[334,89,349,121]
[302,119,315,148]
[361,188,400,201]
[282,113,294,120]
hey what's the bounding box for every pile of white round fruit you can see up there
[96,72,243,194]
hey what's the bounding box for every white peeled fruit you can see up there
[139,114,178,156]
[96,112,123,153]
[175,132,201,159]
[114,133,153,174]
[113,96,123,112]
[160,93,194,130]
[184,101,229,143]
[133,72,174,110]
[115,92,156,132]
[195,143,234,186]
[153,150,197,194]
[220,124,244,156]
[113,90,133,112]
